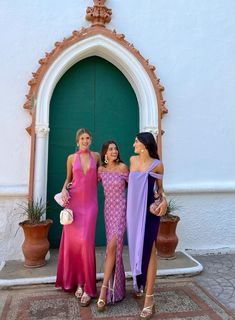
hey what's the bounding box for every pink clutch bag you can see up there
[149,193,162,214]
[54,193,65,207]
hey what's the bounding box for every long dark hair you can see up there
[136,132,159,159]
[100,140,123,166]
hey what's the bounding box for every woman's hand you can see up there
[61,189,70,206]
[155,197,167,216]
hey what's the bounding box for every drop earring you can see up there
[140,149,145,153]
[104,155,109,164]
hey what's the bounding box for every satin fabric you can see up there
[55,150,98,296]
[126,159,163,289]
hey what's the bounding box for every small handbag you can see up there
[60,208,73,225]
[149,193,162,214]
[54,192,65,207]
[54,184,72,207]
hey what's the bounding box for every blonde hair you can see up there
[75,128,92,142]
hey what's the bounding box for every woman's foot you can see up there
[75,285,83,300]
[80,292,92,307]
[139,294,155,319]
[96,285,108,312]
[133,288,144,299]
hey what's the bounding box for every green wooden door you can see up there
[47,56,139,248]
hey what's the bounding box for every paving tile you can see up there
[0,251,235,318]
[1,281,234,320]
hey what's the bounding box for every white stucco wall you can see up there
[0,0,235,261]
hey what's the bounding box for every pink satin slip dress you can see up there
[55,150,98,297]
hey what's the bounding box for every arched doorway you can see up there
[47,56,139,247]
[31,33,162,206]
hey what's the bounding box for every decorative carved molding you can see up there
[144,126,158,136]
[86,0,112,27]
[23,26,167,129]
[35,125,50,138]
[26,125,32,135]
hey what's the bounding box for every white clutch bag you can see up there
[60,208,73,225]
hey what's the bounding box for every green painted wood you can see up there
[47,56,139,247]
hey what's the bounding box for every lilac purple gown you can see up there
[56,150,98,297]
[98,170,129,303]
[126,159,163,290]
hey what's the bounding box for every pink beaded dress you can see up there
[98,170,129,303]
[55,150,98,297]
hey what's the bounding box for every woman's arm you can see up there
[119,162,129,173]
[61,154,73,204]
[129,155,138,171]
[156,179,167,216]
[97,165,104,182]
[153,162,167,216]
[92,152,101,167]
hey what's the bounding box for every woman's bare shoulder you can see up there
[98,165,106,173]
[152,160,164,174]
[130,155,138,163]
[91,151,100,157]
[91,151,100,163]
[67,154,75,161]
[118,162,129,173]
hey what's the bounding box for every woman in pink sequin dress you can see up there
[55,128,100,307]
[96,141,129,311]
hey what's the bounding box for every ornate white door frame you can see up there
[34,34,161,201]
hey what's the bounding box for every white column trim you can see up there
[165,181,235,194]
[0,181,234,197]
[0,185,28,197]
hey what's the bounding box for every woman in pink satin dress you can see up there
[55,128,100,307]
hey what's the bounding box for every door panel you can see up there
[47,56,139,247]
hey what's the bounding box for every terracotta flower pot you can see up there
[19,219,53,268]
[156,216,180,259]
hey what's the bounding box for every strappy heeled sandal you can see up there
[75,285,83,300]
[80,292,91,307]
[96,285,108,312]
[139,294,155,320]
[133,288,144,299]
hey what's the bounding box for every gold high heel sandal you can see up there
[133,288,144,299]
[96,285,108,312]
[80,292,91,307]
[139,294,155,320]
[75,285,83,300]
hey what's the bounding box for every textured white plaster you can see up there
[0,198,26,263]
[169,192,235,252]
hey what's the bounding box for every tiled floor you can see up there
[0,251,235,319]
[1,280,234,319]
[193,253,235,314]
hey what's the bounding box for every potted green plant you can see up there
[18,198,53,268]
[156,199,180,259]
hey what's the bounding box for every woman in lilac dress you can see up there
[126,132,167,320]
[96,141,129,311]
[56,128,100,307]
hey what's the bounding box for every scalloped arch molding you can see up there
[33,34,162,201]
